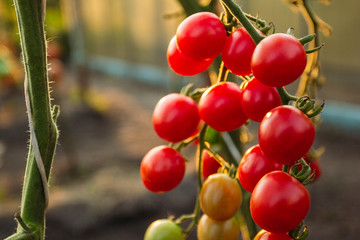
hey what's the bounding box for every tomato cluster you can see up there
[142,9,323,240]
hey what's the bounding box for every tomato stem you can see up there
[221,0,266,44]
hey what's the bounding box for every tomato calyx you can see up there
[295,96,325,118]
[288,158,314,185]
[289,222,310,240]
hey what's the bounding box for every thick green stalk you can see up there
[6,0,59,239]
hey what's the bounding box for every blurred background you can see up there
[0,0,359,239]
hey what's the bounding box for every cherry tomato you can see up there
[309,160,321,181]
[250,171,310,234]
[222,27,258,76]
[259,105,315,165]
[238,145,282,193]
[201,150,222,180]
[197,214,239,240]
[167,36,213,76]
[200,173,242,221]
[144,219,183,240]
[153,93,200,143]
[241,78,281,122]
[256,231,293,240]
[140,146,185,193]
[251,33,307,87]
[198,82,248,132]
[176,12,227,60]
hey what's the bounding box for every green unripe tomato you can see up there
[144,219,183,240]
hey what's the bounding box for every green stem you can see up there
[6,1,59,239]
[276,87,298,105]
[221,0,265,44]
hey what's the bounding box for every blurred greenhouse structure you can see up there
[60,0,360,134]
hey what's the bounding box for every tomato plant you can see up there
[238,145,282,193]
[241,78,282,122]
[251,33,307,87]
[197,214,240,240]
[198,82,247,132]
[201,150,222,179]
[167,36,213,76]
[222,27,258,76]
[176,12,227,60]
[141,0,328,239]
[200,173,242,221]
[153,93,200,143]
[140,146,185,193]
[144,219,183,240]
[259,105,315,165]
[250,171,310,234]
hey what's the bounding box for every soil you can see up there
[0,72,359,240]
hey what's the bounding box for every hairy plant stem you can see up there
[6,0,59,239]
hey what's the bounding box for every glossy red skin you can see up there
[258,232,293,240]
[222,27,257,76]
[153,93,200,142]
[167,36,213,76]
[238,145,282,193]
[140,146,185,193]
[198,82,248,132]
[250,171,310,234]
[259,105,315,165]
[176,12,227,60]
[251,33,307,87]
[202,150,222,179]
[241,78,282,122]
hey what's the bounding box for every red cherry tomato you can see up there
[259,105,315,165]
[238,145,282,193]
[250,171,310,234]
[251,33,307,87]
[201,150,222,179]
[309,160,321,181]
[241,78,281,122]
[153,93,200,142]
[257,231,293,240]
[167,36,213,76]
[222,27,258,76]
[176,12,227,60]
[140,146,185,193]
[198,82,248,132]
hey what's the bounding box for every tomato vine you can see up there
[141,0,330,239]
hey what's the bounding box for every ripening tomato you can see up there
[251,33,307,87]
[241,78,282,122]
[198,82,248,132]
[153,93,200,143]
[250,171,310,234]
[259,105,315,165]
[222,27,258,76]
[176,12,227,60]
[200,173,242,221]
[256,231,293,240]
[167,36,213,76]
[197,214,239,240]
[238,145,282,193]
[140,146,185,193]
[201,150,222,179]
[144,219,183,240]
